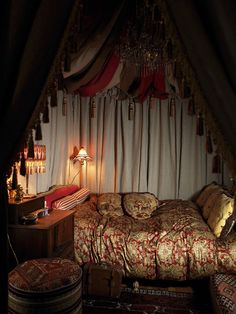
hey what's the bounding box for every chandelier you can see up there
[118,0,173,74]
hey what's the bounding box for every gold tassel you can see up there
[196,113,204,136]
[12,163,18,190]
[20,152,26,176]
[168,97,176,117]
[43,99,50,123]
[128,101,134,120]
[62,92,67,116]
[187,96,195,115]
[90,97,96,118]
[206,131,213,154]
[212,152,221,173]
[35,119,42,141]
[27,131,35,158]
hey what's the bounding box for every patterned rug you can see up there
[83,283,214,314]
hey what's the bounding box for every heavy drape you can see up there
[0,1,77,312]
[166,0,236,178]
[23,91,231,200]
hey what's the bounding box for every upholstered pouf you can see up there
[8,258,82,314]
[210,273,236,314]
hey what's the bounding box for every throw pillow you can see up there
[195,182,220,209]
[97,193,124,217]
[123,192,159,220]
[52,194,78,210]
[207,193,235,238]
[72,187,90,204]
[202,189,223,220]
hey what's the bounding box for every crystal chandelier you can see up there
[118,0,173,74]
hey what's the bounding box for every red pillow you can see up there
[45,185,79,208]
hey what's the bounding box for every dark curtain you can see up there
[0,1,77,312]
[166,0,236,177]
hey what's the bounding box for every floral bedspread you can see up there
[73,199,236,281]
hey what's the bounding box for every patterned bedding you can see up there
[73,198,236,281]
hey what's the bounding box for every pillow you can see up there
[195,182,220,209]
[44,185,79,208]
[97,193,124,217]
[123,192,158,220]
[202,188,223,220]
[72,188,90,204]
[207,192,235,238]
[52,194,78,210]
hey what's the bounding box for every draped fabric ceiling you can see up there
[1,0,236,312]
[63,0,236,179]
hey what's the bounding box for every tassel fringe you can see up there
[196,113,204,136]
[212,153,221,173]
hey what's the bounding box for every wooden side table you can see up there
[8,210,76,271]
[8,195,45,224]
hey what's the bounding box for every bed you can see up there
[47,183,236,281]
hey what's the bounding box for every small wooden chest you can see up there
[83,262,123,298]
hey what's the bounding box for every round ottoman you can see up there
[8,258,82,314]
[210,273,236,314]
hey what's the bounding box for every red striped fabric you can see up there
[73,188,90,204]
[52,188,90,210]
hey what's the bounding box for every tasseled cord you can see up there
[27,131,35,158]
[20,152,26,176]
[35,119,42,141]
[168,97,176,117]
[12,163,18,190]
[212,152,221,173]
[43,100,50,123]
[206,131,213,154]
[188,96,195,116]
[196,113,204,136]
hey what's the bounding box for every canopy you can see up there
[1,1,236,312]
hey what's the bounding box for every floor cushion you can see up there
[8,257,82,314]
[210,273,236,314]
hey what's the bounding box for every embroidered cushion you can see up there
[97,193,124,217]
[8,258,82,314]
[123,192,159,220]
[210,274,236,314]
[207,192,235,238]
[195,182,221,209]
[202,188,224,220]
[52,194,78,210]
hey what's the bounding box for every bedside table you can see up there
[8,210,76,271]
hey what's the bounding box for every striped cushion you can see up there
[8,258,82,314]
[44,184,79,208]
[52,194,78,210]
[72,187,90,204]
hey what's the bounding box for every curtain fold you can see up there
[0,2,78,312]
[166,0,236,178]
[22,91,231,200]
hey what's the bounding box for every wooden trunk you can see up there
[83,262,123,298]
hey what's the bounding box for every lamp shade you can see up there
[74,147,92,165]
